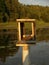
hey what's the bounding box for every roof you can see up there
[16,19,36,22]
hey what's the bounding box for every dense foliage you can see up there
[0,0,49,22]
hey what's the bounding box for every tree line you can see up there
[0,0,49,22]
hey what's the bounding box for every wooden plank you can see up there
[16,41,36,46]
[16,44,28,46]
[31,23,34,37]
[16,19,36,22]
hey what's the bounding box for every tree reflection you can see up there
[0,29,18,46]
[0,29,19,63]
[36,28,49,42]
[0,46,19,63]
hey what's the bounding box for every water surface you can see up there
[30,41,49,65]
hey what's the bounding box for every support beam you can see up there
[31,23,34,37]
[16,44,29,46]
[18,22,21,40]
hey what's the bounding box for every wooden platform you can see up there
[16,41,36,46]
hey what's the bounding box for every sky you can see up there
[19,0,49,6]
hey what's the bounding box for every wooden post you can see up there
[22,45,30,65]
[18,22,21,40]
[31,22,34,37]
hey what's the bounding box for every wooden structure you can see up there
[16,19,36,65]
[16,19,36,41]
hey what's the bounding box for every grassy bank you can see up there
[0,22,17,29]
[36,20,49,29]
[36,20,49,41]
[0,20,49,29]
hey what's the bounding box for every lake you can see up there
[0,41,49,65]
[0,28,49,65]
[30,41,49,65]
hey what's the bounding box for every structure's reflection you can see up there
[22,46,30,65]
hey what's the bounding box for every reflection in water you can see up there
[0,29,18,46]
[0,28,49,65]
[36,28,49,41]
[23,46,30,65]
[30,41,49,65]
[0,46,19,63]
[0,29,19,62]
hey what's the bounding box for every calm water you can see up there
[30,41,49,65]
[0,47,22,65]
[0,41,49,65]
[0,22,49,65]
